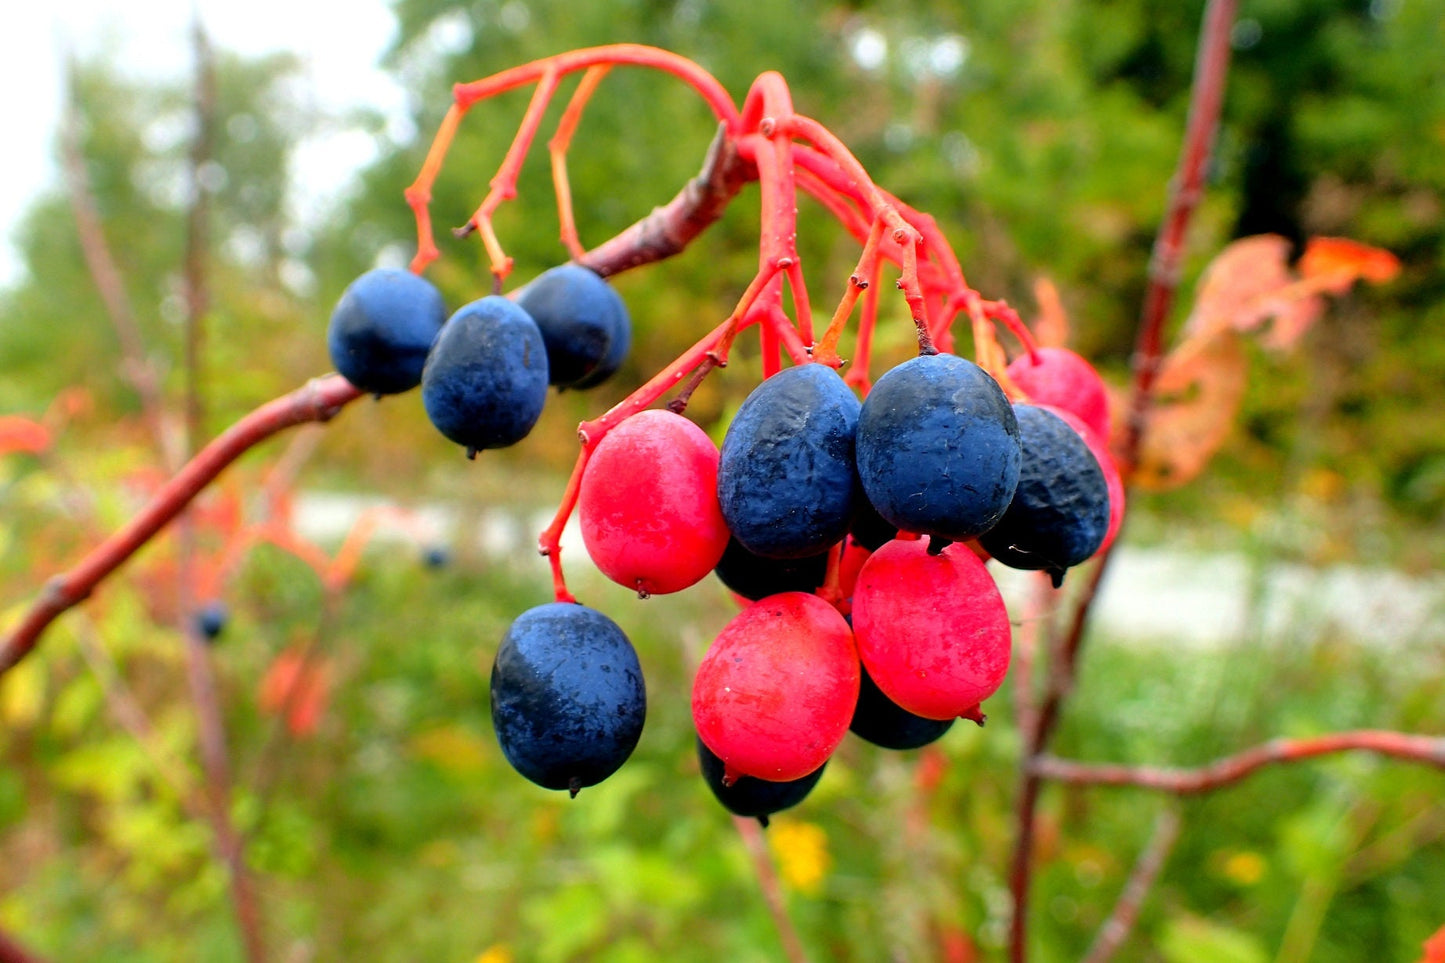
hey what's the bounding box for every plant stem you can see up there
[734,817,813,963]
[1007,2,1238,960]
[1080,807,1182,963]
[1031,731,1445,792]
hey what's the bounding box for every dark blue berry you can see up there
[856,354,1021,542]
[978,404,1111,586]
[850,662,954,750]
[327,268,447,395]
[696,736,825,826]
[516,264,631,390]
[193,600,229,642]
[490,603,646,795]
[713,536,830,601]
[717,364,862,558]
[421,296,549,457]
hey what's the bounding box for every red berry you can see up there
[851,538,1011,720]
[579,409,730,596]
[1006,347,1111,444]
[692,592,859,782]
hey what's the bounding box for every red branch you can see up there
[1008,3,1238,961]
[0,375,363,676]
[1080,808,1182,963]
[1032,731,1445,793]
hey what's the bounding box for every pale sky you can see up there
[0,0,407,288]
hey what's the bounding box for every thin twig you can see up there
[1031,731,1445,793]
[60,59,178,469]
[734,817,813,963]
[1008,3,1239,960]
[0,374,363,676]
[1080,808,1182,963]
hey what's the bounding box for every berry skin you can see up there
[327,268,447,395]
[978,404,1111,586]
[193,600,229,642]
[516,264,631,389]
[578,409,730,596]
[696,737,826,826]
[850,661,955,750]
[717,363,863,559]
[1041,404,1125,554]
[692,592,859,782]
[1006,346,1111,443]
[856,354,1021,543]
[421,296,549,457]
[851,537,1011,720]
[490,603,646,796]
[713,536,830,601]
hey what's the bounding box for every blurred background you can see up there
[1,1,1443,960]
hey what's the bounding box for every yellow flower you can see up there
[474,945,513,963]
[768,819,831,896]
[1221,850,1266,886]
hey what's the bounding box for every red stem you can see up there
[1033,731,1445,793]
[1008,3,1238,961]
[0,375,363,676]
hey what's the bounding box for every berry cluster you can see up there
[323,46,1124,821]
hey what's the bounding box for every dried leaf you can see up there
[1031,277,1070,348]
[1300,236,1401,294]
[1132,331,1249,491]
[1185,235,1294,339]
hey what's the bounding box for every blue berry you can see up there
[516,264,631,389]
[421,296,549,457]
[978,404,1111,586]
[850,662,954,750]
[856,354,1021,542]
[696,736,825,826]
[193,600,229,642]
[717,363,862,558]
[713,536,830,601]
[490,603,646,795]
[327,268,447,395]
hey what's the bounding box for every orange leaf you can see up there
[1418,924,1445,963]
[1132,331,1249,491]
[0,416,51,455]
[1300,236,1401,294]
[1185,235,1295,339]
[258,648,331,738]
[1031,277,1070,348]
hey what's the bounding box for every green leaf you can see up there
[1159,914,1271,963]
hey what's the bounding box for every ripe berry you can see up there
[856,354,1021,543]
[516,264,631,389]
[490,602,646,795]
[978,404,1111,586]
[692,592,859,782]
[327,268,447,395]
[696,737,825,826]
[1006,346,1111,443]
[578,409,730,596]
[193,600,229,642]
[421,296,549,457]
[850,662,955,750]
[1041,404,1125,554]
[851,537,1011,720]
[713,536,830,601]
[717,363,862,558]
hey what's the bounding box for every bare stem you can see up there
[0,375,363,676]
[1080,808,1182,963]
[1032,731,1445,793]
[734,817,813,963]
[1008,3,1238,960]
